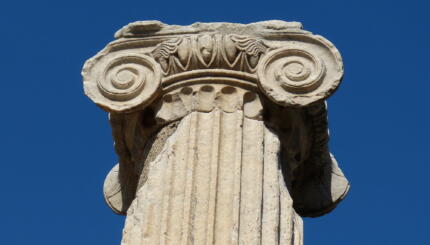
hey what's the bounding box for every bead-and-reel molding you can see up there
[257,36,343,107]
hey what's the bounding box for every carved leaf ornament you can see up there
[151,34,268,75]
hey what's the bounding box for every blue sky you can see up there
[1,0,429,244]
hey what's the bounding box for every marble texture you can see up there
[82,20,349,245]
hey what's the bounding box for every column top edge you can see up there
[114,20,307,39]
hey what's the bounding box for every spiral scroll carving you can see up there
[84,53,161,112]
[98,56,149,101]
[257,41,343,106]
[274,49,326,93]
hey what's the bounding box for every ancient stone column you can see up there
[82,20,349,245]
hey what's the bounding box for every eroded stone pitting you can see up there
[84,20,349,245]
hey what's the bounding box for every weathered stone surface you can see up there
[83,20,349,245]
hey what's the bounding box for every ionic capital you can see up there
[83,20,343,112]
[82,21,349,235]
